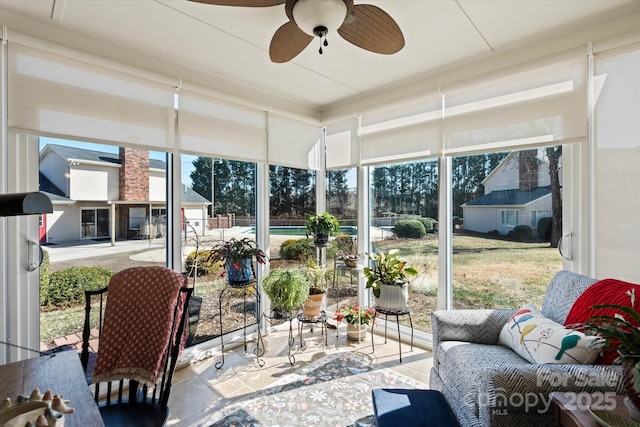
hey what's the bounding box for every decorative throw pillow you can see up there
[564,278,640,364]
[499,304,603,364]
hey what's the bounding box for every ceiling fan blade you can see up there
[338,4,404,55]
[269,21,313,63]
[187,0,285,6]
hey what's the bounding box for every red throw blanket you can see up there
[92,266,188,387]
[565,278,640,364]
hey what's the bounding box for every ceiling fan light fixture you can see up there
[292,0,347,38]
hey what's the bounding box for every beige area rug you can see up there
[196,351,427,427]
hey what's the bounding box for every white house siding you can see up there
[525,195,552,231]
[40,152,69,196]
[45,204,80,243]
[183,206,206,234]
[483,154,517,194]
[462,194,553,236]
[69,165,118,201]
[462,206,500,233]
[149,171,166,202]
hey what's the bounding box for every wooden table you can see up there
[550,391,630,427]
[0,350,104,427]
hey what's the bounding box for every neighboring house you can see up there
[461,150,559,236]
[38,144,210,243]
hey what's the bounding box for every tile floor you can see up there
[166,321,433,426]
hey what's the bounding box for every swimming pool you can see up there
[244,226,357,236]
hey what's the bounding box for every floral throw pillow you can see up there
[499,303,603,364]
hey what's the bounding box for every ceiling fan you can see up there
[188,0,405,63]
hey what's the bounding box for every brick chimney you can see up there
[518,150,538,191]
[119,147,149,201]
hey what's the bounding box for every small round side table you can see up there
[371,306,414,362]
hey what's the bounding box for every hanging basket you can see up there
[375,282,409,312]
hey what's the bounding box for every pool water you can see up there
[245,226,357,236]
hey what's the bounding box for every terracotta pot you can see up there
[343,257,358,268]
[302,291,325,319]
[346,323,368,341]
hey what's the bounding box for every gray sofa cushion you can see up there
[436,341,530,418]
[541,270,597,324]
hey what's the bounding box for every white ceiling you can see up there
[1,0,640,115]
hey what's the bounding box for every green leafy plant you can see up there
[300,261,331,295]
[261,268,309,314]
[363,249,418,298]
[305,212,339,236]
[583,288,640,409]
[335,304,375,325]
[583,288,640,365]
[208,237,267,267]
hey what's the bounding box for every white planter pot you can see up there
[375,282,409,311]
[346,323,368,341]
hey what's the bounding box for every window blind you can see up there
[268,113,322,170]
[178,88,267,163]
[325,116,359,169]
[443,49,587,155]
[7,35,176,150]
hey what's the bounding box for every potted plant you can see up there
[300,262,331,319]
[261,268,310,317]
[363,249,418,312]
[335,234,364,268]
[305,212,340,245]
[583,289,640,420]
[208,237,268,285]
[335,304,376,341]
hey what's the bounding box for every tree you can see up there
[190,157,256,216]
[546,146,562,248]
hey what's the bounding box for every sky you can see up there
[39,137,196,186]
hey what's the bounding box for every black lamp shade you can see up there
[0,192,53,217]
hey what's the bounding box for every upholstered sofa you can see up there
[429,270,625,427]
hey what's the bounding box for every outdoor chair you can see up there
[80,266,192,427]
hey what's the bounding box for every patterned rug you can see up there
[197,351,427,427]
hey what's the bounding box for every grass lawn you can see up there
[375,233,562,331]
[41,233,562,342]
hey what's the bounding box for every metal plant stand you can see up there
[371,306,414,363]
[254,311,296,367]
[297,311,328,347]
[216,279,259,369]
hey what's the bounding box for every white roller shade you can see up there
[268,113,322,170]
[326,116,358,169]
[178,89,267,163]
[444,49,587,155]
[7,39,175,150]
[592,41,640,282]
[359,91,443,165]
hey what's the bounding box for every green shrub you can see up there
[418,217,438,233]
[512,224,533,242]
[184,249,219,276]
[537,216,552,241]
[394,220,426,239]
[280,238,315,261]
[40,249,50,292]
[42,266,114,309]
